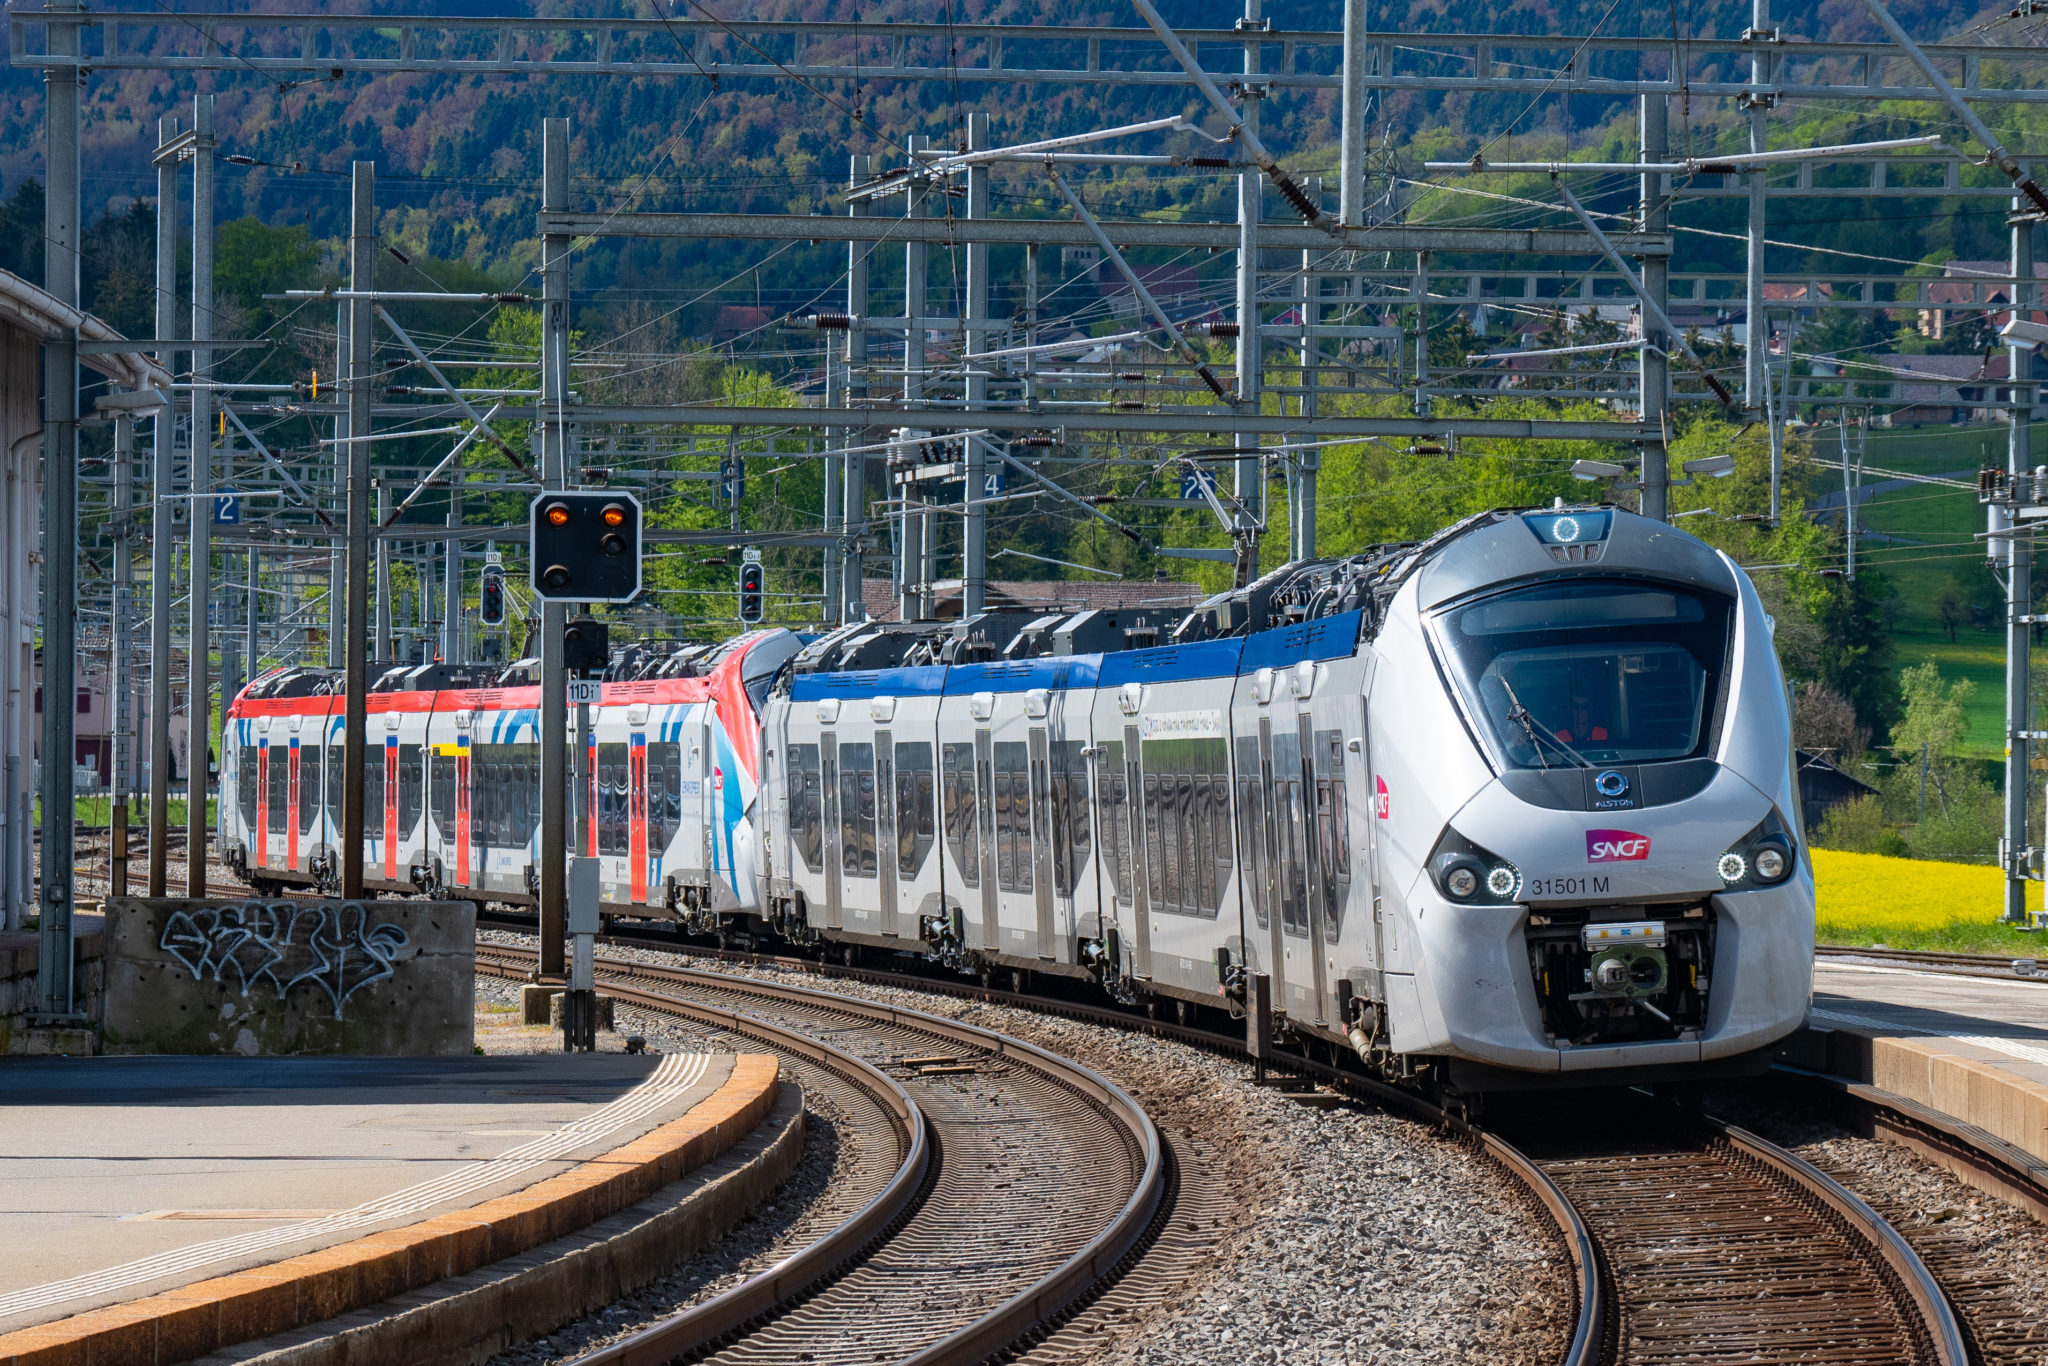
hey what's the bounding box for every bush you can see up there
[1815,795,1909,856]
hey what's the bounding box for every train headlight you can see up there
[1717,811,1798,890]
[1428,827,1522,906]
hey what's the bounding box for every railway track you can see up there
[476,918,2012,1366]
[1815,943,2048,981]
[475,943,1168,1365]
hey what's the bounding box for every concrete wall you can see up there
[100,897,476,1056]
[0,913,105,1053]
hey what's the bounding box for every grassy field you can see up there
[1814,847,2048,952]
[1848,421,2037,756]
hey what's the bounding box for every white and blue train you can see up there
[222,504,1815,1088]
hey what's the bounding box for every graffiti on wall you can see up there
[159,902,412,1019]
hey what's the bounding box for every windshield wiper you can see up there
[1496,676,1594,770]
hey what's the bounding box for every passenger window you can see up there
[1096,740,1131,906]
[266,745,287,836]
[788,744,823,873]
[993,741,1032,892]
[840,743,877,878]
[299,745,323,836]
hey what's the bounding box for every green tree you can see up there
[1934,577,1967,643]
[1814,795,1908,856]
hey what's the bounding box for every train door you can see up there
[1296,713,1332,1026]
[629,730,648,904]
[973,727,998,953]
[874,728,899,936]
[821,730,842,930]
[1043,692,1086,960]
[1119,723,1151,980]
[687,711,709,881]
[454,735,471,889]
[1026,728,1054,958]
[286,739,301,870]
[383,735,399,881]
[1256,717,1287,1006]
[255,739,269,868]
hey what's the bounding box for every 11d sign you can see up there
[529,492,643,603]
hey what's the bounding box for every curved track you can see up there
[477,944,1164,1365]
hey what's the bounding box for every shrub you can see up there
[1814,795,1908,856]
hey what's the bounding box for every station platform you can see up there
[0,1049,783,1365]
[1803,954,2048,1168]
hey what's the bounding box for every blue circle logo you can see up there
[1594,770,1629,798]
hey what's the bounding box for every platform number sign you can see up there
[212,491,241,525]
[1180,466,1216,503]
[983,466,1006,499]
[737,561,765,624]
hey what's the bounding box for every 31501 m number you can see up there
[1525,876,1610,898]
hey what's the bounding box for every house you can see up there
[1917,260,2048,340]
[1796,749,1879,828]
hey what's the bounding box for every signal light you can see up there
[479,565,506,627]
[529,492,643,603]
[737,561,765,624]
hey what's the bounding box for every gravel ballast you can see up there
[475,928,1569,1365]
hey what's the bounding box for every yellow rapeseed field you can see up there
[1813,847,2043,942]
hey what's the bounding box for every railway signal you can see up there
[737,561,765,624]
[478,563,506,626]
[529,492,643,603]
[562,616,609,674]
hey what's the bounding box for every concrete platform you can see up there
[1804,956,2048,1167]
[0,1050,780,1365]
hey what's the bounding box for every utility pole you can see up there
[1236,0,1265,579]
[901,137,928,622]
[844,154,870,625]
[37,0,81,1014]
[329,298,346,666]
[245,549,258,685]
[186,92,214,897]
[1638,93,1671,523]
[1745,0,1773,413]
[2006,194,2036,923]
[963,112,990,618]
[1339,0,1367,225]
[148,113,178,899]
[445,486,463,664]
[339,161,374,898]
[538,118,571,979]
[111,408,134,897]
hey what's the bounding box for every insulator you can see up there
[1016,435,1059,448]
[810,313,856,330]
[1201,322,1241,338]
[1189,156,1233,169]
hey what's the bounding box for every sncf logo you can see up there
[1587,829,1651,863]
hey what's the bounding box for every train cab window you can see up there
[299,745,323,836]
[237,745,258,834]
[399,744,425,839]
[992,741,1031,893]
[788,744,824,874]
[597,743,629,856]
[365,744,386,836]
[648,742,683,853]
[940,743,978,888]
[1436,580,1732,769]
[895,742,935,877]
[265,746,288,836]
[1095,740,1131,906]
[431,751,458,844]
[840,743,878,878]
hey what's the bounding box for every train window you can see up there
[1140,736,1229,915]
[237,744,258,834]
[1096,740,1131,907]
[1208,747,1233,915]
[365,744,386,838]
[300,745,323,836]
[1140,773,1163,911]
[649,742,683,853]
[470,747,493,848]
[1049,741,1088,897]
[266,746,288,836]
[940,743,977,888]
[1317,729,1349,938]
[598,743,629,856]
[789,744,824,873]
[993,741,1031,893]
[399,744,424,840]
[895,743,935,877]
[510,744,539,848]
[840,743,877,879]
[430,751,458,844]
[1436,580,1731,769]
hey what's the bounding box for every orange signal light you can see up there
[601,504,626,527]
[545,503,571,527]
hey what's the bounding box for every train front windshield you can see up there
[1435,580,1733,768]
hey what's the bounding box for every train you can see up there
[222,503,1815,1090]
